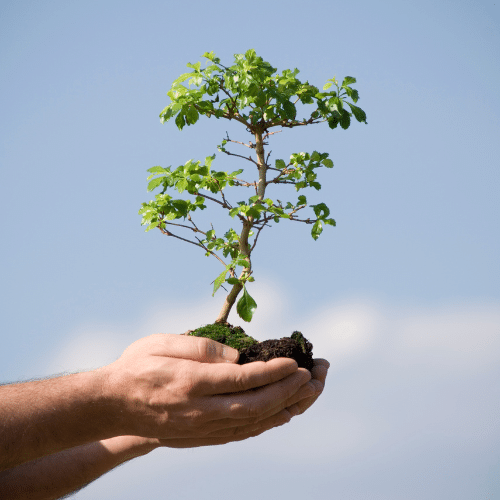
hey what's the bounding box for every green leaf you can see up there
[347,102,367,123]
[147,166,167,174]
[175,112,186,130]
[147,177,164,192]
[342,76,356,86]
[213,268,229,296]
[176,178,188,193]
[328,117,338,129]
[340,110,351,129]
[186,61,201,72]
[322,158,333,168]
[246,207,261,218]
[145,221,159,232]
[173,73,192,85]
[236,257,249,267]
[165,211,179,221]
[236,287,257,322]
[282,100,297,120]
[312,220,323,240]
[254,91,267,107]
[275,159,286,170]
[226,277,240,285]
[311,202,330,218]
[185,106,199,125]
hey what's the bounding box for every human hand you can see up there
[101,334,320,447]
[154,357,330,448]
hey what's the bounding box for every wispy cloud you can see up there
[44,285,500,498]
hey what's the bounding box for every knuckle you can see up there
[246,400,265,418]
[298,367,312,383]
[196,337,210,361]
[232,370,250,393]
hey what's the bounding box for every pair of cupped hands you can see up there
[102,333,329,448]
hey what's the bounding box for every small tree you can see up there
[140,49,366,324]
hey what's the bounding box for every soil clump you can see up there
[185,322,314,371]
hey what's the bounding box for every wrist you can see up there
[0,368,125,471]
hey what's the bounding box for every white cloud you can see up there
[42,291,500,499]
[46,287,500,380]
[45,278,293,374]
[302,299,382,371]
[388,300,500,374]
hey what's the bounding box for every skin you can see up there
[0,333,329,499]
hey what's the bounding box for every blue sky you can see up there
[1,0,499,498]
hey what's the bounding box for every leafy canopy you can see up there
[140,49,367,323]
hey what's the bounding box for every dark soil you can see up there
[186,322,314,371]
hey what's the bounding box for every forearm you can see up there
[0,436,158,500]
[0,369,120,471]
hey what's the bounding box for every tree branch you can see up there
[287,217,315,224]
[219,148,259,167]
[232,178,257,187]
[194,237,228,267]
[219,189,232,210]
[158,226,205,247]
[161,220,205,234]
[194,191,229,209]
[250,221,269,252]
[264,116,326,129]
[263,130,282,140]
[158,225,227,267]
[225,133,265,150]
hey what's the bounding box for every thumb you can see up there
[139,334,239,364]
[202,338,240,364]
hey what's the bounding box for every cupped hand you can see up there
[101,334,328,448]
[156,357,330,448]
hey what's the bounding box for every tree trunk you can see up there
[215,128,267,324]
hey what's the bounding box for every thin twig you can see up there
[219,189,232,209]
[194,191,228,208]
[219,148,259,166]
[250,223,267,252]
[195,236,227,266]
[287,217,316,224]
[232,178,256,187]
[263,130,282,140]
[159,227,204,247]
[225,132,258,149]
[161,220,205,234]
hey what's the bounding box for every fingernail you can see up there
[222,345,239,363]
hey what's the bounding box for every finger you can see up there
[136,333,239,364]
[205,407,294,438]
[286,360,329,416]
[196,357,299,395]
[203,380,317,431]
[312,358,330,370]
[157,408,293,448]
[182,367,310,435]
[206,367,311,421]
[255,379,320,421]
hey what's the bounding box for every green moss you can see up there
[291,331,307,353]
[189,323,259,352]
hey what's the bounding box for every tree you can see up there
[139,49,367,324]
